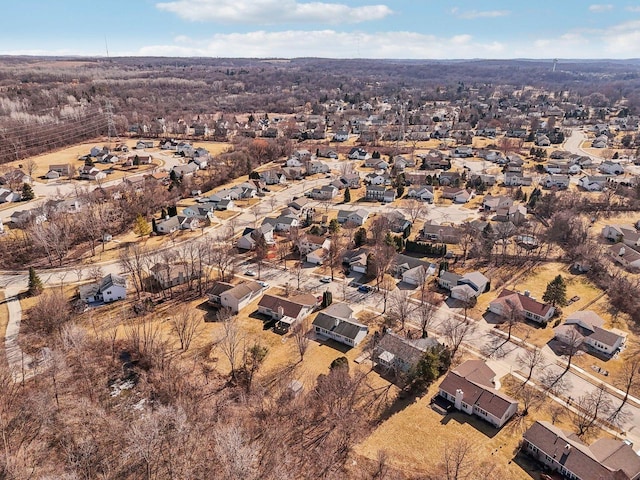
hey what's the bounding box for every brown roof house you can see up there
[488,289,555,325]
[257,293,318,333]
[438,360,518,428]
[523,420,640,480]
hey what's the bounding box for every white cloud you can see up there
[625,6,640,12]
[588,4,613,12]
[450,7,510,19]
[156,0,393,24]
[138,30,506,59]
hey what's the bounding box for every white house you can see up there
[79,274,127,304]
[312,303,368,347]
[306,245,329,265]
[406,185,434,203]
[220,281,264,314]
[336,208,370,226]
[438,271,489,299]
[438,360,518,428]
[579,175,609,191]
[257,293,317,333]
[542,174,570,189]
[608,243,640,269]
[554,310,626,356]
[237,224,275,251]
[601,224,640,247]
[599,160,624,175]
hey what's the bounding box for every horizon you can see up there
[1,0,639,59]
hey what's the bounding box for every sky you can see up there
[1,0,640,59]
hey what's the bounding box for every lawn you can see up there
[355,377,535,479]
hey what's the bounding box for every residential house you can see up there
[365,172,391,186]
[608,244,640,270]
[406,185,434,203]
[348,147,368,160]
[0,189,21,203]
[488,289,555,324]
[441,187,474,203]
[171,163,198,178]
[298,234,330,255]
[421,222,461,244]
[602,224,640,247]
[504,171,532,186]
[338,173,361,188]
[393,254,436,286]
[453,146,473,158]
[237,224,275,251]
[494,204,527,225]
[438,171,461,186]
[365,185,386,202]
[364,158,389,170]
[599,161,625,175]
[317,148,338,159]
[79,274,127,304]
[592,135,609,149]
[309,184,338,200]
[285,157,303,168]
[483,195,513,212]
[176,142,194,156]
[312,303,368,347]
[382,189,397,203]
[287,197,312,216]
[307,160,330,175]
[306,242,330,265]
[259,169,287,185]
[535,134,551,146]
[469,173,497,186]
[333,130,349,142]
[155,215,200,234]
[384,211,411,233]
[206,281,234,307]
[542,174,570,189]
[336,208,370,226]
[262,213,299,232]
[522,420,640,480]
[150,263,199,290]
[135,140,154,149]
[78,165,106,181]
[579,175,609,191]
[0,169,32,186]
[258,293,317,333]
[343,248,369,274]
[220,281,264,314]
[438,271,489,300]
[373,331,440,375]
[554,310,626,356]
[438,360,518,428]
[47,164,74,178]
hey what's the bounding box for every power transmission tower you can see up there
[105,101,119,144]
[552,59,558,72]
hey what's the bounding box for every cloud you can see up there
[625,6,640,12]
[156,0,393,24]
[450,7,510,19]
[588,4,613,12]
[138,30,506,59]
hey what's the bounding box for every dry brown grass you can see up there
[355,378,533,479]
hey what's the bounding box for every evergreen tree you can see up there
[329,218,340,234]
[343,187,351,203]
[21,182,35,201]
[354,228,367,247]
[396,185,405,198]
[133,214,152,237]
[543,275,567,307]
[28,267,43,296]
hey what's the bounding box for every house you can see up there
[579,175,609,191]
[257,293,317,332]
[338,173,361,188]
[535,134,551,147]
[542,174,570,189]
[608,244,640,270]
[441,187,474,203]
[78,165,105,181]
[307,160,330,175]
[469,173,496,186]
[171,163,198,179]
[522,420,640,480]
[79,274,127,304]
[298,234,330,255]
[554,310,626,356]
[150,263,199,289]
[155,215,200,234]
[47,164,74,179]
[365,185,386,201]
[135,140,154,149]
[176,142,194,156]
[0,169,32,186]
[438,271,489,299]
[317,148,338,159]
[262,213,299,232]
[382,189,397,203]
[383,211,411,234]
[312,303,368,347]
[206,281,234,307]
[333,130,349,142]
[288,197,312,215]
[348,147,368,160]
[259,169,287,185]
[421,223,461,244]
[220,281,264,314]
[0,189,21,203]
[453,146,473,158]
[601,224,640,247]
[494,204,527,225]
[309,184,338,200]
[438,360,518,428]
[482,195,513,212]
[237,224,275,251]
[343,248,369,274]
[365,172,391,186]
[373,331,440,375]
[599,160,625,175]
[488,289,555,324]
[306,244,329,265]
[592,135,609,149]
[393,254,436,286]
[504,171,532,186]
[285,157,303,168]
[438,171,461,186]
[364,158,389,170]
[407,185,434,203]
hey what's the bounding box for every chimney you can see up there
[619,246,626,257]
[564,444,572,454]
[524,290,531,297]
[455,389,464,410]
[277,305,285,318]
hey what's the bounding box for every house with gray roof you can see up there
[373,332,439,376]
[312,303,368,347]
[554,311,626,356]
[79,274,127,304]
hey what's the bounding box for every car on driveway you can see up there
[258,281,269,288]
[320,276,332,283]
[245,270,256,276]
[357,285,372,293]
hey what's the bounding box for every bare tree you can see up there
[387,289,412,331]
[442,317,476,362]
[572,384,613,439]
[218,314,243,379]
[210,239,236,283]
[417,292,441,338]
[609,355,640,424]
[292,320,310,362]
[170,306,203,351]
[327,234,344,281]
[401,198,427,224]
[23,157,37,178]
[87,265,103,283]
[379,276,396,314]
[119,244,149,299]
[516,347,545,385]
[429,438,474,480]
[276,238,291,270]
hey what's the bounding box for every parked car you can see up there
[245,270,256,276]
[258,281,269,288]
[357,285,372,293]
[320,276,332,283]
